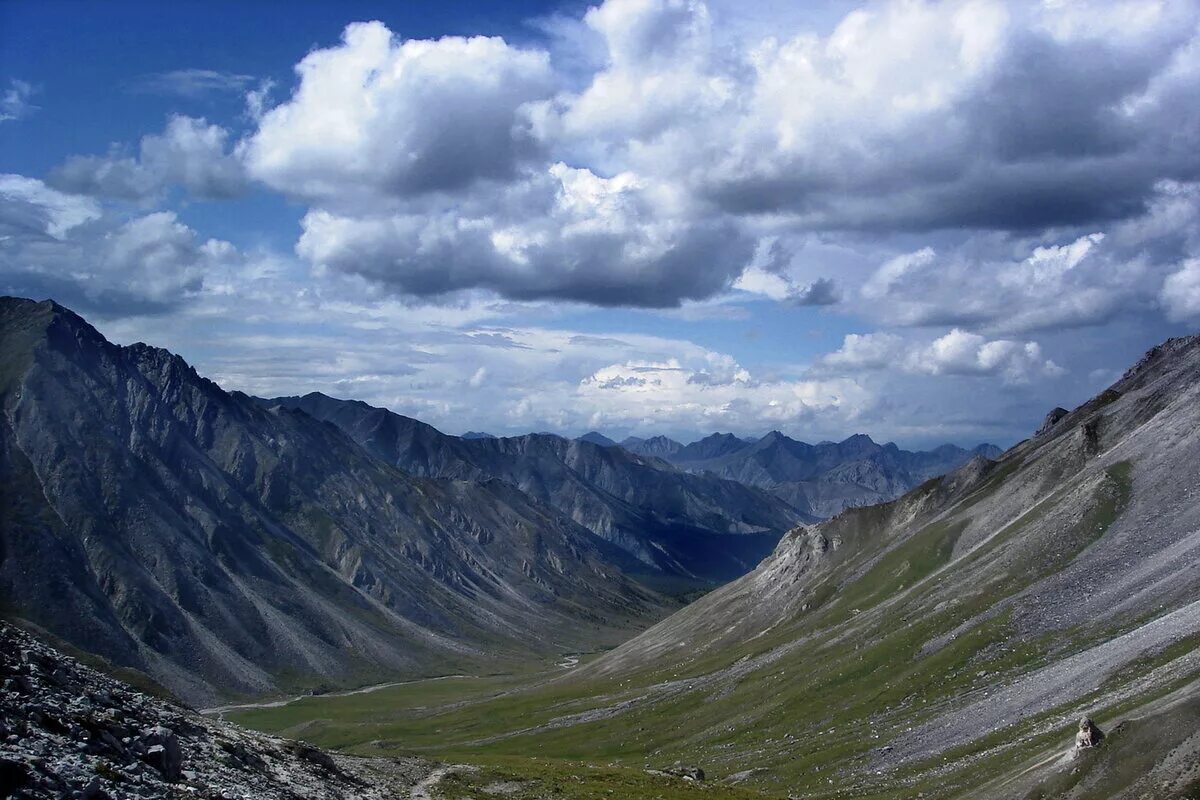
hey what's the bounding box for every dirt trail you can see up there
[411,763,477,799]
[200,674,473,717]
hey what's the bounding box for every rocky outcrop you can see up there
[0,622,428,799]
[1037,407,1070,436]
[1073,716,1105,756]
[648,763,705,781]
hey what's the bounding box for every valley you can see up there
[5,2,1200,797]
[225,334,1200,798]
[3,298,1198,799]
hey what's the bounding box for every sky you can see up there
[1,0,1198,448]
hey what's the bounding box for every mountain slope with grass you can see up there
[232,333,1200,800]
[0,297,668,706]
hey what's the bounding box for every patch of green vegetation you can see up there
[229,458,1145,800]
[434,757,781,800]
[828,518,968,618]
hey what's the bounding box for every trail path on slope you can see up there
[411,764,477,799]
[200,674,473,717]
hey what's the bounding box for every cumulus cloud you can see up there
[0,174,101,238]
[243,21,556,205]
[0,79,38,123]
[689,0,1199,231]
[907,329,1063,384]
[733,257,840,306]
[565,351,871,432]
[51,115,246,202]
[819,329,1062,384]
[220,0,1200,310]
[0,176,239,314]
[853,179,1200,335]
[818,332,904,371]
[296,162,752,306]
[1161,259,1200,321]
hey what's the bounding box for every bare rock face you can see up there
[0,621,429,798]
[1037,407,1070,436]
[0,297,667,705]
[1073,716,1105,756]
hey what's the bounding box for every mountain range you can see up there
[622,431,1001,517]
[0,298,670,705]
[266,393,805,583]
[3,295,1199,798]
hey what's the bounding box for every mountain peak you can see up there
[578,431,617,447]
[840,433,876,446]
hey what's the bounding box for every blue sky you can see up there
[2,0,1198,448]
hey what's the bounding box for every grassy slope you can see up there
[230,339,1200,799]
[229,454,1197,800]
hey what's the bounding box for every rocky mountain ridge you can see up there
[624,429,1001,517]
[562,332,1200,797]
[0,297,668,705]
[268,392,807,583]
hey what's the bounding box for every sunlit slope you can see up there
[234,335,1200,799]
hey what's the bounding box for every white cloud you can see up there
[296,161,751,306]
[733,240,839,306]
[52,115,245,202]
[907,329,1063,384]
[861,247,937,301]
[220,0,1200,310]
[572,355,868,431]
[132,69,255,97]
[0,174,102,238]
[243,21,556,206]
[820,329,1063,384]
[0,79,38,123]
[0,177,238,313]
[1161,258,1200,321]
[818,332,904,371]
[853,211,1188,334]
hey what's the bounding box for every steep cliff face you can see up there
[269,393,808,582]
[0,298,666,705]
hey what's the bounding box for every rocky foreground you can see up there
[0,622,431,799]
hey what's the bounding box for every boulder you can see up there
[1073,716,1104,756]
[663,762,705,781]
[139,725,182,780]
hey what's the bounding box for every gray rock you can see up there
[663,763,705,781]
[1073,716,1105,756]
[0,297,669,706]
[1037,406,1070,436]
[0,621,435,798]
